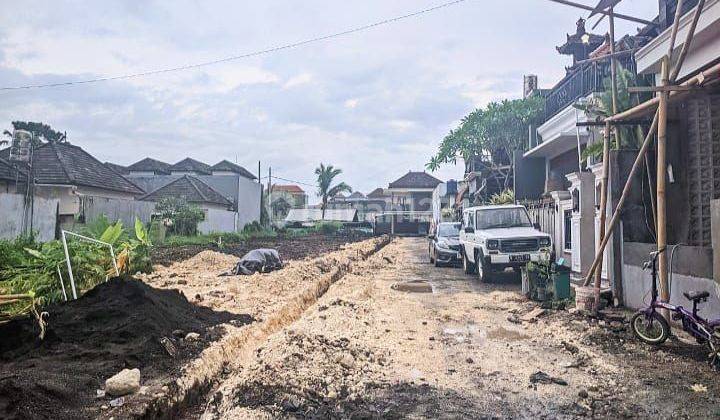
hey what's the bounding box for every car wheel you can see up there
[463,248,476,275]
[477,251,491,283]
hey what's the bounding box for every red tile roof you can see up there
[272,184,305,194]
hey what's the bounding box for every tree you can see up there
[314,163,352,219]
[3,121,66,145]
[427,95,544,188]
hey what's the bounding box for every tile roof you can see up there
[0,143,145,195]
[104,161,129,175]
[388,171,442,189]
[0,157,26,181]
[127,157,171,174]
[211,160,257,179]
[140,175,232,207]
[170,157,211,174]
[367,187,386,198]
[271,184,305,194]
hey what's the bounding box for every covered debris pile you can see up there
[0,277,252,420]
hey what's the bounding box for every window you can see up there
[564,209,572,251]
[438,223,461,237]
[475,208,532,230]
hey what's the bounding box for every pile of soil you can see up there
[151,232,370,266]
[0,277,252,420]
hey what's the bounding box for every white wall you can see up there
[0,193,59,241]
[236,177,261,230]
[199,206,237,234]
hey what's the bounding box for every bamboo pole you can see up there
[593,121,611,311]
[667,0,685,60]
[657,57,670,310]
[608,7,620,148]
[583,110,660,286]
[670,0,706,82]
[605,61,720,122]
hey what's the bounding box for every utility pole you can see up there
[267,167,272,226]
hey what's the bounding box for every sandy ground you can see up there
[194,237,720,419]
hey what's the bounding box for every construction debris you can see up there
[105,368,141,397]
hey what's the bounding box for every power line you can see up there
[1,0,469,91]
[259,174,316,188]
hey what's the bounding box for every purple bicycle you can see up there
[631,248,720,366]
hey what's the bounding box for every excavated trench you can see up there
[132,235,392,419]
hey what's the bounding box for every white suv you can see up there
[459,204,551,282]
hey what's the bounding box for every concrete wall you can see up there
[623,242,719,319]
[80,195,156,227]
[0,193,59,242]
[236,177,261,230]
[199,206,237,234]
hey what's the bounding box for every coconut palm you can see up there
[315,163,352,219]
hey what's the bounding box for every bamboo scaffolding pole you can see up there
[657,57,670,311]
[583,0,693,289]
[583,110,659,286]
[670,0,706,82]
[608,7,621,148]
[0,294,32,300]
[593,121,611,311]
[545,0,655,25]
[605,61,720,122]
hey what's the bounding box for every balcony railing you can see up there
[542,55,636,123]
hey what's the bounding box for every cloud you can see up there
[283,73,313,89]
[0,0,659,199]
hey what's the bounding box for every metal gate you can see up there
[522,198,556,239]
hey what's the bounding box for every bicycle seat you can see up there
[683,290,710,301]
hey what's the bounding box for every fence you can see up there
[80,195,156,227]
[0,193,59,241]
[522,198,556,240]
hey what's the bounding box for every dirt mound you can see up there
[151,232,370,266]
[0,277,252,420]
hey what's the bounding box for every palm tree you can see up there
[315,163,352,219]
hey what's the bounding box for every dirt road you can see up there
[197,237,720,419]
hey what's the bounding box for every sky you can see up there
[0,0,658,202]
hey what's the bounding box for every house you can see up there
[385,171,442,212]
[617,0,720,315]
[0,157,26,193]
[124,156,262,230]
[431,179,458,224]
[514,17,652,281]
[0,142,146,227]
[327,190,388,222]
[170,157,212,175]
[269,184,308,221]
[139,175,236,234]
[285,208,358,225]
[126,157,172,175]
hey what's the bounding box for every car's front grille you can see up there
[500,238,539,253]
[448,244,461,251]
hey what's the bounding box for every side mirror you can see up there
[464,226,474,234]
[428,234,435,240]
[533,223,541,230]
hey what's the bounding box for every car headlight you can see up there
[539,237,551,247]
[486,239,499,250]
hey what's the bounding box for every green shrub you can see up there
[315,221,342,235]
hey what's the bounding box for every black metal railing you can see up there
[542,56,636,123]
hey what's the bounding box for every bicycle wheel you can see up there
[631,311,670,345]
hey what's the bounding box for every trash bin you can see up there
[552,264,571,300]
